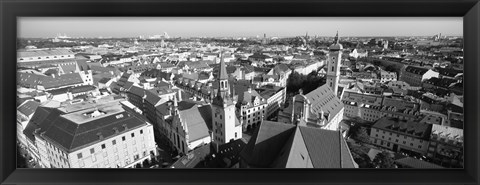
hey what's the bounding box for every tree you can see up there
[355,127,371,145]
[372,151,396,168]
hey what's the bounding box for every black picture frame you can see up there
[1,0,479,184]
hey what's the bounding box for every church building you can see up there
[278,32,344,131]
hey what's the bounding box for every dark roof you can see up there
[240,121,296,167]
[372,117,432,139]
[98,77,112,84]
[436,67,462,78]
[17,100,41,117]
[404,66,430,75]
[395,157,444,168]
[23,105,148,152]
[219,55,229,80]
[240,121,356,168]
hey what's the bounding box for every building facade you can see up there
[370,117,432,156]
[22,96,157,168]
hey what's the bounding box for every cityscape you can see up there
[16,18,463,169]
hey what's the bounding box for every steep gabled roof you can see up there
[239,121,296,167]
[304,84,344,121]
[240,121,357,168]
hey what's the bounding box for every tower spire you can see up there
[334,31,339,44]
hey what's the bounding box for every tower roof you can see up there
[218,52,229,80]
[329,31,343,51]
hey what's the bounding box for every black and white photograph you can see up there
[16,17,464,169]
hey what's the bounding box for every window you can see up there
[418,145,422,149]
[410,143,413,146]
[131,133,135,138]
[77,153,83,159]
[235,132,237,138]
[122,136,126,141]
[101,144,106,149]
[140,130,143,134]
[112,140,116,145]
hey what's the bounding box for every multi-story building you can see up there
[379,70,397,83]
[157,100,212,154]
[399,66,439,87]
[17,100,41,149]
[22,96,157,168]
[236,86,268,131]
[342,91,421,122]
[278,84,344,131]
[256,85,286,120]
[427,124,463,168]
[370,117,432,156]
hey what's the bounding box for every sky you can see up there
[18,17,462,38]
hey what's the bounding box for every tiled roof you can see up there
[18,49,74,58]
[423,77,457,88]
[304,84,344,121]
[240,121,296,167]
[395,157,443,168]
[178,104,212,142]
[299,126,355,168]
[372,117,432,139]
[18,72,84,89]
[98,77,112,84]
[219,56,228,80]
[23,105,148,152]
[17,100,41,117]
[436,67,462,78]
[59,63,78,74]
[404,66,429,75]
[240,121,356,168]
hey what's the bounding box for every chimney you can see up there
[113,127,119,134]
[97,132,104,140]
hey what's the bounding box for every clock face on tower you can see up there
[215,108,221,114]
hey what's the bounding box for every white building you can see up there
[237,86,268,131]
[22,96,157,168]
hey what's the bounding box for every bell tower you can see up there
[326,31,342,95]
[211,52,238,150]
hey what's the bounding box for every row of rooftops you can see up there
[18,72,84,90]
[342,91,420,116]
[372,117,432,139]
[18,49,74,58]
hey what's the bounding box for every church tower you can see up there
[326,31,342,96]
[211,53,239,150]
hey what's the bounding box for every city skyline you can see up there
[18,17,462,38]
